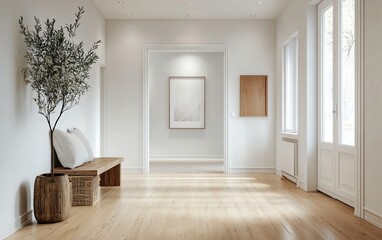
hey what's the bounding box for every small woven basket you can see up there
[70,176,100,206]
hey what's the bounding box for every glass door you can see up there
[318,0,356,206]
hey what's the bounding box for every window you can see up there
[321,4,334,143]
[340,0,355,146]
[319,0,355,146]
[282,35,298,134]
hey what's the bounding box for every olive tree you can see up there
[19,6,101,179]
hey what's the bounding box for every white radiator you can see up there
[281,138,298,181]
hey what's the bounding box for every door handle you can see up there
[332,104,337,119]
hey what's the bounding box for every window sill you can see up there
[280,132,299,140]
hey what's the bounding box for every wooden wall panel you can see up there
[240,75,268,116]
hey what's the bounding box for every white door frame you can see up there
[316,0,364,217]
[356,0,364,218]
[142,44,229,174]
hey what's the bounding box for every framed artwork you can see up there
[240,75,268,117]
[169,76,205,129]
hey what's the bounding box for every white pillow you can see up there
[53,129,89,169]
[67,128,94,160]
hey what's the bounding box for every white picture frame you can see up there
[169,76,205,129]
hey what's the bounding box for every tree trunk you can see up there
[50,130,55,181]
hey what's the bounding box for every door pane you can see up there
[322,5,334,143]
[340,0,355,146]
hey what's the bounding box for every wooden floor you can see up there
[7,173,382,240]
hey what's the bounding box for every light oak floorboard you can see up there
[7,173,382,240]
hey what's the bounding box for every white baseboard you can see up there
[122,167,276,174]
[316,186,354,207]
[150,159,224,163]
[228,168,275,173]
[275,169,282,176]
[122,168,143,174]
[281,171,298,184]
[298,181,307,191]
[148,159,224,173]
[150,155,224,163]
[0,210,33,239]
[364,208,382,229]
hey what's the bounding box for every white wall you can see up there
[0,0,105,238]
[149,52,224,159]
[364,0,382,222]
[105,20,276,171]
[278,0,382,227]
[276,0,317,191]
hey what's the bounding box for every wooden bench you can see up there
[55,157,124,206]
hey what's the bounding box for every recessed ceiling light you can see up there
[257,1,263,4]
[118,1,125,4]
[126,14,132,17]
[188,1,192,4]
[188,14,193,17]
[251,14,257,17]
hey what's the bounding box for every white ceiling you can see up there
[91,0,291,20]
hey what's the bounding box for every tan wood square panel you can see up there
[240,75,268,116]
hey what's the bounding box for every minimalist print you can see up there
[169,77,205,128]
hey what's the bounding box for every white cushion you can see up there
[53,129,89,169]
[67,128,94,160]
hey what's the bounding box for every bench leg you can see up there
[100,164,121,186]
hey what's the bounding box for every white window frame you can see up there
[282,32,299,135]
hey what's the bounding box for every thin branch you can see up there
[44,115,53,132]
[52,99,66,132]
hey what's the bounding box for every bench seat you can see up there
[55,157,123,206]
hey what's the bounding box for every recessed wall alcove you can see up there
[143,45,229,173]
